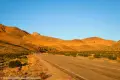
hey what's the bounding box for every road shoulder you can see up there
[37,54,74,80]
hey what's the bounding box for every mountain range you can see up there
[0,24,120,54]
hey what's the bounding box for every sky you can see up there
[0,0,120,41]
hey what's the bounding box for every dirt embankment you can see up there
[3,54,50,79]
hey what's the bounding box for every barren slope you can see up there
[0,24,118,52]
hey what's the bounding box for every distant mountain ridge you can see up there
[0,24,119,53]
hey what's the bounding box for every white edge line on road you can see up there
[44,60,88,80]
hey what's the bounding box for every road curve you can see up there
[38,54,120,80]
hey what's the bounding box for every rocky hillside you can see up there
[0,24,119,52]
[0,24,38,54]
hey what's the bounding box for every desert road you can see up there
[39,54,120,80]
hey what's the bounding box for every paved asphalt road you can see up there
[38,54,120,80]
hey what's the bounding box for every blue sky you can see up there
[0,0,120,40]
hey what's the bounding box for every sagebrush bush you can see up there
[108,54,117,60]
[65,53,71,56]
[71,53,77,57]
[9,60,22,68]
[94,53,101,58]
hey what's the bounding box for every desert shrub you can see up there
[101,53,108,58]
[78,52,90,57]
[83,53,90,57]
[9,60,22,68]
[78,53,84,56]
[108,54,117,60]
[94,53,101,58]
[38,46,57,53]
[65,53,71,56]
[38,47,47,53]
[71,53,77,57]
[72,54,77,57]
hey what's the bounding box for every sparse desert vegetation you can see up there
[1,53,50,80]
[49,51,120,61]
